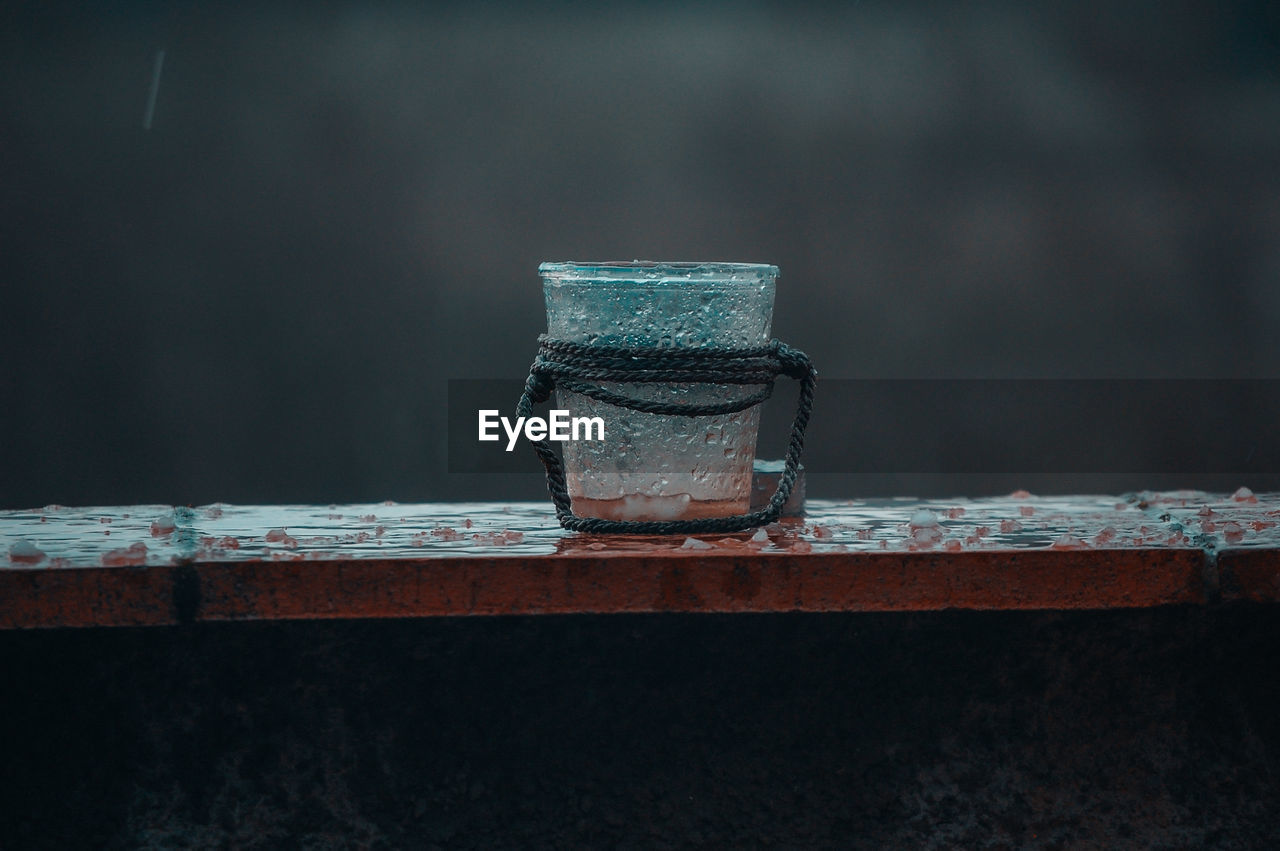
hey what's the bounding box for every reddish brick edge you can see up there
[0,549,1210,629]
[0,567,179,629]
[1218,549,1280,603]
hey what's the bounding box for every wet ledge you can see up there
[2,492,1277,628]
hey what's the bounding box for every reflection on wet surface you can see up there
[3,491,1277,568]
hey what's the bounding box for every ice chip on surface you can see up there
[150,516,176,537]
[750,528,769,544]
[1221,522,1245,544]
[9,540,46,564]
[102,542,148,566]
[680,537,714,550]
[1232,487,1257,503]
[264,529,298,548]
[911,525,944,545]
[909,509,938,528]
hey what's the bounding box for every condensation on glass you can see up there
[541,261,778,522]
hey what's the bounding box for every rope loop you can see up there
[520,336,816,534]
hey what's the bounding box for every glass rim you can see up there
[539,260,779,279]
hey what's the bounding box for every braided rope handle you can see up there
[518,337,816,534]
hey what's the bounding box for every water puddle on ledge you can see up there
[4,490,1276,568]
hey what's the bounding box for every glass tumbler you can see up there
[540,261,778,522]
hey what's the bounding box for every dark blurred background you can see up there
[3,0,1279,509]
